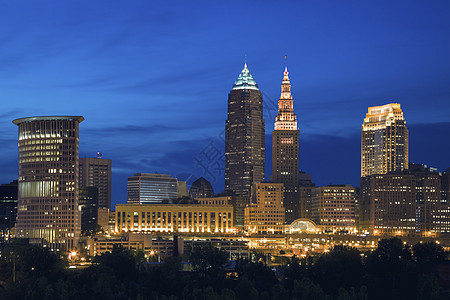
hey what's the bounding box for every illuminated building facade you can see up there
[310,185,356,232]
[244,183,285,234]
[197,195,249,228]
[225,63,265,197]
[115,204,233,233]
[79,156,111,210]
[271,67,300,223]
[361,103,408,177]
[127,173,178,204]
[360,173,417,235]
[360,165,448,235]
[13,116,84,251]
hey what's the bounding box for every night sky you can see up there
[1,1,449,209]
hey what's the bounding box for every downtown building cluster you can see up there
[1,63,449,256]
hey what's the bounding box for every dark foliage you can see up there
[0,238,448,299]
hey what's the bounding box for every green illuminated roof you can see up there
[232,63,259,90]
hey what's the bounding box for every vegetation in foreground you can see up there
[0,238,448,300]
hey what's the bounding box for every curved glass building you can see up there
[13,116,84,251]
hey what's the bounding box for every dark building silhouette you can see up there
[189,177,214,199]
[79,186,99,232]
[298,172,315,219]
[0,180,18,232]
[225,63,265,197]
[271,67,300,223]
[79,156,111,210]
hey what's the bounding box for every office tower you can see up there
[244,183,285,234]
[79,156,111,210]
[359,171,417,235]
[310,185,356,232]
[127,173,179,204]
[13,116,84,251]
[79,186,98,232]
[359,164,448,235]
[361,103,408,177]
[0,180,18,232]
[225,63,265,197]
[189,177,214,200]
[271,67,300,223]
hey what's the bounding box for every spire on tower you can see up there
[232,62,259,91]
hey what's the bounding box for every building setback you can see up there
[361,103,408,177]
[225,63,265,197]
[271,67,300,223]
[13,116,84,251]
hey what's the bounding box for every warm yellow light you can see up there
[71,251,77,257]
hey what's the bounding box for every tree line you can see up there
[0,237,448,299]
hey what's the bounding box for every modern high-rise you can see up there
[361,103,408,177]
[225,63,265,197]
[13,116,84,251]
[127,173,178,204]
[271,67,300,223]
[79,156,111,210]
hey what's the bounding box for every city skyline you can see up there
[1,1,449,208]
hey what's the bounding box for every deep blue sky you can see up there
[1,1,449,209]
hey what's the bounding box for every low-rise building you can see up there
[244,183,285,234]
[115,204,234,233]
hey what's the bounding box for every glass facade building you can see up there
[127,173,178,204]
[13,116,84,251]
[361,103,409,177]
[225,63,265,197]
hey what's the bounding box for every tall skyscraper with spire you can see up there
[225,63,265,197]
[361,103,409,177]
[271,67,300,223]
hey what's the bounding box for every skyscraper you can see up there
[225,63,265,197]
[79,156,111,210]
[271,67,300,223]
[361,103,408,177]
[13,116,84,251]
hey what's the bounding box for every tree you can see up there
[413,242,447,264]
[188,243,228,275]
[311,245,363,295]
